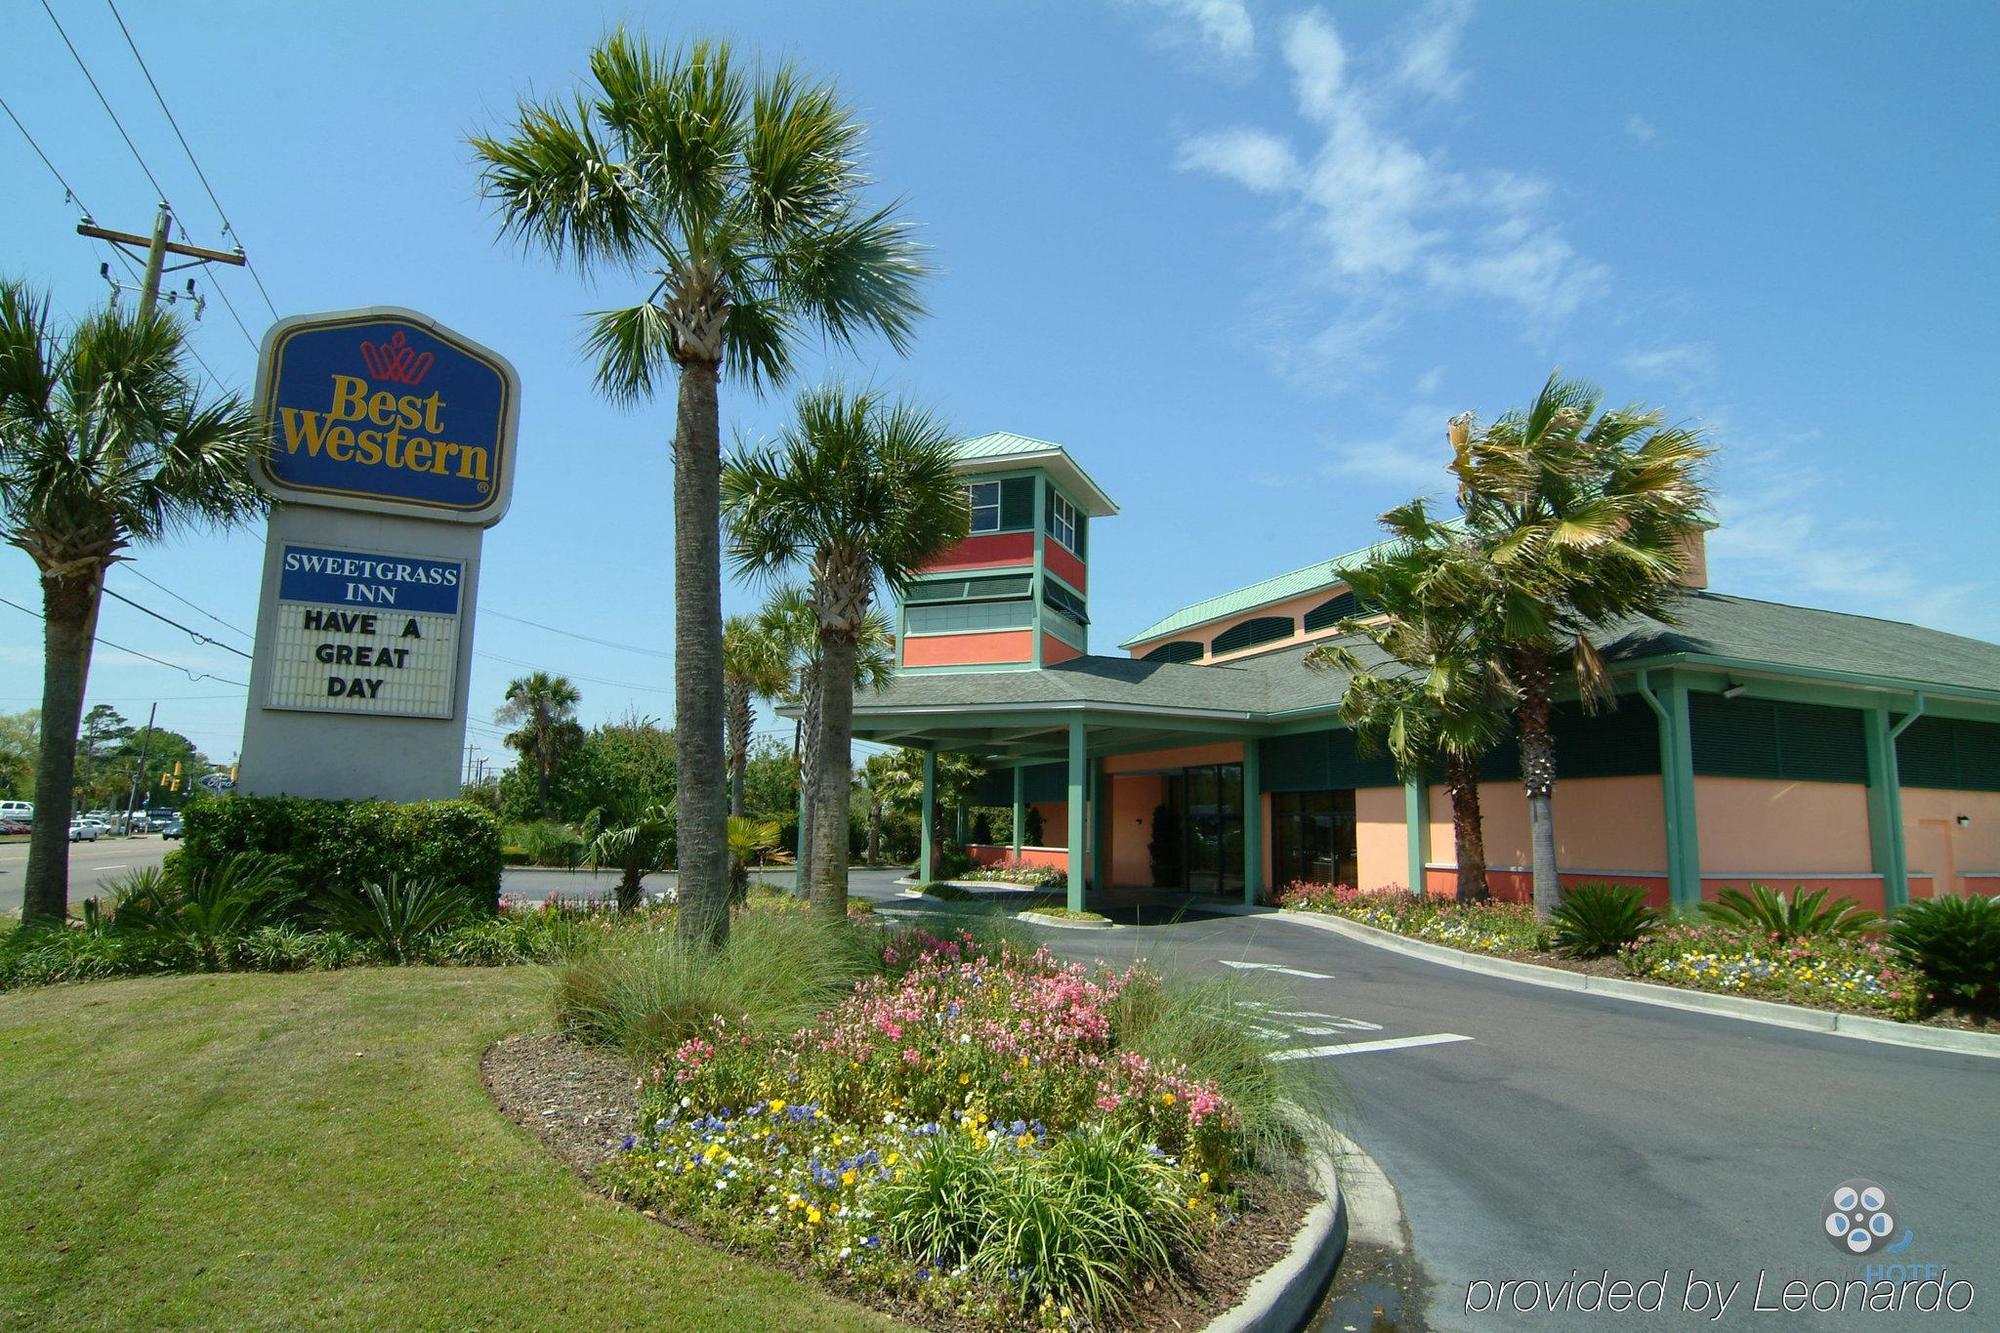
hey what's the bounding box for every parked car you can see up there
[69,816,106,842]
[160,814,184,840]
[0,820,28,836]
[0,800,31,825]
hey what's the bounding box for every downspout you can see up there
[1636,671,1700,913]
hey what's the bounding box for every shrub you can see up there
[514,820,587,869]
[1887,895,2000,1016]
[320,876,480,963]
[963,858,1066,890]
[1701,884,1880,941]
[232,925,369,971]
[1621,922,1922,1019]
[180,796,502,915]
[1551,883,1661,959]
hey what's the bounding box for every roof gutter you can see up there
[1609,652,2000,710]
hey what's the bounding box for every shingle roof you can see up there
[952,432,1119,517]
[859,591,2000,728]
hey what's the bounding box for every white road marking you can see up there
[1270,1032,1472,1061]
[1294,1021,1386,1036]
[1221,959,1333,980]
[96,865,128,872]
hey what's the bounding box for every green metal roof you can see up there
[953,432,1119,517]
[1120,534,1397,648]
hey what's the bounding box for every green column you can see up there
[1244,740,1264,905]
[1011,766,1026,857]
[1658,675,1702,913]
[1863,707,1910,911]
[1066,717,1086,913]
[1403,778,1429,897]
[954,803,967,848]
[1096,756,1112,892]
[919,749,937,884]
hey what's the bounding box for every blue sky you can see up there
[4,0,1996,771]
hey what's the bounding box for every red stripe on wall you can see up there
[902,630,1033,667]
[1041,634,1080,665]
[922,531,1034,572]
[1045,541,1086,593]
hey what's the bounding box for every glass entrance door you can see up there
[1183,763,1244,895]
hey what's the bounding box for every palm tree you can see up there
[758,584,894,892]
[583,794,675,912]
[859,751,899,866]
[496,672,584,818]
[1307,502,1510,900]
[1449,373,1712,918]
[0,282,262,926]
[726,813,781,905]
[723,615,790,818]
[724,387,967,913]
[473,33,928,949]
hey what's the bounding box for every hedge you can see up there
[178,796,503,912]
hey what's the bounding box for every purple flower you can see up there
[621,1135,637,1151]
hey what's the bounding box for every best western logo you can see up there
[278,375,489,482]
[257,312,514,518]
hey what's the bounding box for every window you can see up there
[1272,790,1357,888]
[905,600,1033,633]
[1141,640,1204,664]
[1303,589,1369,633]
[1211,615,1294,656]
[1046,488,1080,554]
[904,574,1033,604]
[968,481,1000,533]
[1042,579,1088,625]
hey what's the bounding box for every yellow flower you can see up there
[769,1099,786,1114]
[1161,1092,1176,1106]
[841,1169,857,1186]
[1019,1054,1030,1067]
[1017,1133,1034,1148]
[1199,1172,1210,1185]
[958,1072,971,1085]
[886,1151,900,1166]
[807,1206,822,1225]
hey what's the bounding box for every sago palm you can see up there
[473,32,928,947]
[1449,372,1712,918]
[584,794,677,912]
[496,671,584,819]
[0,281,263,925]
[1307,501,1510,900]
[724,387,967,914]
[722,614,791,817]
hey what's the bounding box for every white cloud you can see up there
[1321,403,1460,490]
[1624,113,1659,144]
[1391,0,1475,102]
[1177,4,1609,325]
[1706,444,1988,637]
[1174,128,1299,192]
[1141,0,1255,60]
[1620,342,1717,385]
[1414,365,1445,395]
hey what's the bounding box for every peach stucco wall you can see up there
[1127,584,1354,665]
[902,629,1033,668]
[1102,741,1246,775]
[1429,776,1670,877]
[1694,777,1873,874]
[1041,634,1080,665]
[1109,773,1164,885]
[1355,786,1408,890]
[1903,786,2000,895]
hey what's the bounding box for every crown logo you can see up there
[358,330,435,386]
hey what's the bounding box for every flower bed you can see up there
[961,858,1069,890]
[1277,882,1925,1022]
[603,929,1278,1328]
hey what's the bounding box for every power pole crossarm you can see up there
[78,219,246,267]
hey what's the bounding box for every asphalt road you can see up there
[912,901,1997,1332]
[0,835,174,912]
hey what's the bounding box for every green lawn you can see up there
[0,967,894,1330]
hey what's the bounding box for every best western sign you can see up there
[255,307,518,525]
[239,306,520,803]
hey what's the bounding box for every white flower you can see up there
[680,1096,692,1109]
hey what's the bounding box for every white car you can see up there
[69,816,106,842]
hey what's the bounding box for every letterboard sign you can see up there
[265,544,464,718]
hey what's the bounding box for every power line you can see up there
[121,567,253,640]
[0,594,247,687]
[39,0,173,203]
[103,0,278,320]
[481,607,674,660]
[0,91,93,213]
[475,650,674,696]
[101,586,252,658]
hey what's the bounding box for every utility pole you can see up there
[123,703,157,835]
[464,742,476,787]
[79,202,245,320]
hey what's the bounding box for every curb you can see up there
[1017,909,1117,931]
[1214,904,2000,1060]
[1202,1130,1346,1333]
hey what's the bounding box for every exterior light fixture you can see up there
[1722,683,1748,699]
[1958,815,1972,828]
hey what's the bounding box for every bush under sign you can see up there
[264,544,464,718]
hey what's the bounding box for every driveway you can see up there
[872,898,1994,1330]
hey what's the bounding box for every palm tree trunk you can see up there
[1515,650,1561,919]
[672,356,730,949]
[1444,753,1490,902]
[618,864,644,912]
[725,679,749,818]
[796,663,822,894]
[23,568,102,926]
[867,799,882,867]
[810,631,855,916]
[535,759,551,819]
